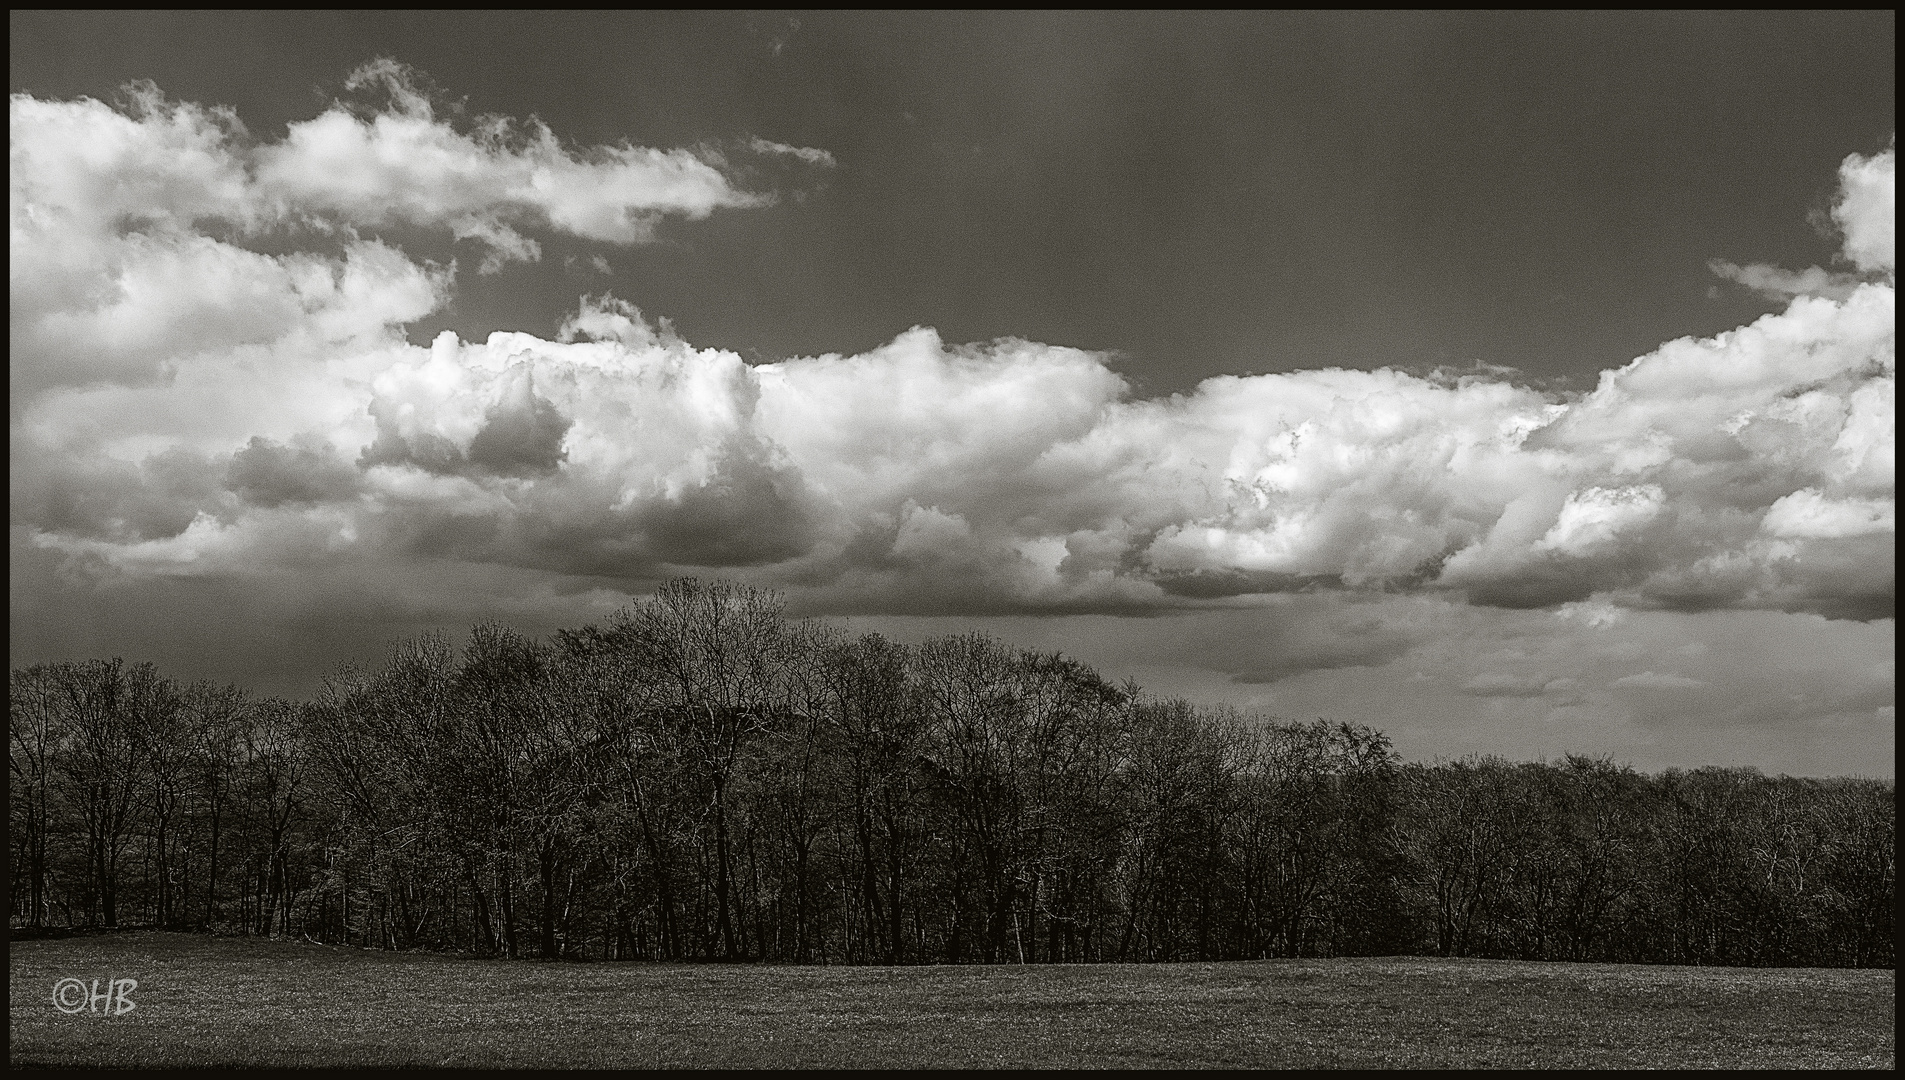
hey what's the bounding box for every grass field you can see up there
[8,931,1894,1069]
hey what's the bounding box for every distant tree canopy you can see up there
[9,579,1895,968]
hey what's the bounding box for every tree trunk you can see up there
[540,838,559,959]
[154,813,171,928]
[499,863,519,959]
[204,783,223,929]
[471,871,496,955]
[97,838,117,927]
[713,776,739,959]
[886,814,905,966]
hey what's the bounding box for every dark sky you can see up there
[11,10,1894,393]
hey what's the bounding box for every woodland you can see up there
[10,579,1893,968]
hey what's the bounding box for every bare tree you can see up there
[9,666,64,926]
[48,660,166,927]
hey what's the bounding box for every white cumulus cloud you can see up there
[8,76,1895,628]
[9,62,810,395]
[1833,140,1895,275]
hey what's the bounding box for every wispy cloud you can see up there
[1610,671,1707,690]
[747,137,837,169]
[1708,260,1864,302]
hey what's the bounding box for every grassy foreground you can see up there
[8,932,1894,1069]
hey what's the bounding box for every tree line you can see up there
[10,579,1894,968]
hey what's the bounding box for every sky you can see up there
[9,11,1895,776]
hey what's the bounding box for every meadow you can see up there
[8,931,1894,1069]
